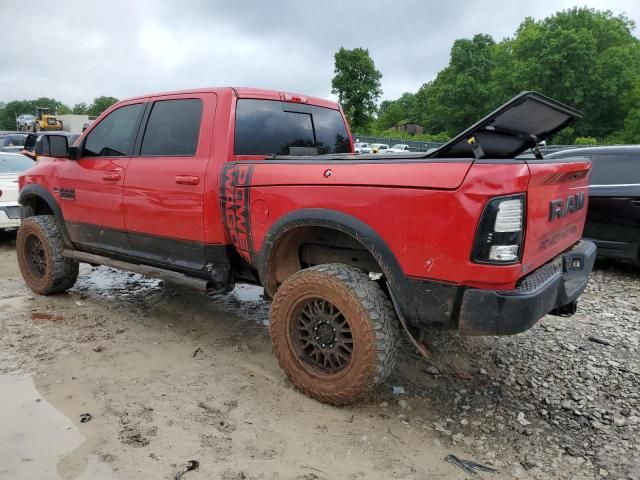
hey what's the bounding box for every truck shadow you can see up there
[0,229,17,248]
[593,257,639,276]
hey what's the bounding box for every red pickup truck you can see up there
[17,88,596,404]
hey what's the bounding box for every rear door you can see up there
[122,93,216,270]
[584,151,640,250]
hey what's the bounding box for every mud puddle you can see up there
[0,263,474,479]
[0,374,116,480]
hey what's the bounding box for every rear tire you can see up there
[16,216,79,295]
[270,264,400,405]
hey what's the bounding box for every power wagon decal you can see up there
[220,164,255,264]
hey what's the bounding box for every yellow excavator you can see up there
[33,107,63,132]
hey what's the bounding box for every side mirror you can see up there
[34,134,69,158]
[68,145,80,160]
[24,133,37,151]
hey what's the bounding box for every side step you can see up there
[62,249,215,292]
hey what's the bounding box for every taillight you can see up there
[0,189,3,198]
[472,194,526,264]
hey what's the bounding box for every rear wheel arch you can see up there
[257,209,419,324]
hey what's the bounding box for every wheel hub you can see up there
[26,234,46,278]
[293,298,353,373]
[314,321,336,348]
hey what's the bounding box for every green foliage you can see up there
[574,136,598,145]
[380,129,450,143]
[371,92,418,131]
[0,95,119,130]
[416,34,499,136]
[72,102,89,115]
[0,97,70,130]
[367,8,640,144]
[498,8,640,140]
[331,47,382,132]
[617,78,640,143]
[88,96,119,117]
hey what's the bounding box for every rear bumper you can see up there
[458,241,597,336]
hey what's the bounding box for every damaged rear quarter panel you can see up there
[243,160,531,290]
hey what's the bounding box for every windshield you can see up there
[0,153,34,173]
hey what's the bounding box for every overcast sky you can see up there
[1,0,638,106]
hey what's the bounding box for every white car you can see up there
[354,142,372,154]
[388,144,411,153]
[16,114,36,131]
[369,143,389,154]
[0,153,34,230]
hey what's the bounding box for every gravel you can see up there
[389,261,640,479]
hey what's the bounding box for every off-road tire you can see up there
[16,215,79,295]
[270,264,400,405]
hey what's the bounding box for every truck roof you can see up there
[547,145,640,157]
[121,87,341,110]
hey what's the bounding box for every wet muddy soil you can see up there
[0,230,637,479]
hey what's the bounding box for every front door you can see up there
[122,94,216,271]
[56,101,146,254]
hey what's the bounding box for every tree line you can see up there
[333,8,640,144]
[0,96,118,130]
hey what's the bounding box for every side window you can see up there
[83,103,143,157]
[234,99,351,156]
[140,99,203,156]
[589,153,640,185]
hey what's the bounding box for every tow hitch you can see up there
[550,300,578,317]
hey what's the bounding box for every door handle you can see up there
[102,173,121,181]
[175,175,200,185]
[631,199,640,207]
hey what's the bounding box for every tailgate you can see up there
[521,158,591,271]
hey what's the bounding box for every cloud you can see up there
[0,0,638,105]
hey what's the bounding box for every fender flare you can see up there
[256,208,419,325]
[18,184,73,248]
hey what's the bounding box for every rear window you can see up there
[589,152,640,185]
[0,153,33,173]
[234,99,351,156]
[550,150,640,186]
[141,99,203,156]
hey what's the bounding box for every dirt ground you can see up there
[0,230,638,480]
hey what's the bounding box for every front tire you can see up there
[16,216,79,295]
[270,264,400,405]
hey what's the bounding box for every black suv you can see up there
[548,146,640,265]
